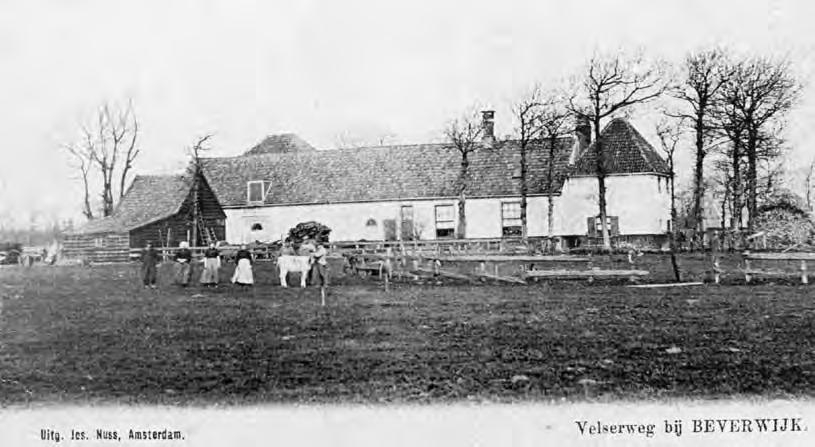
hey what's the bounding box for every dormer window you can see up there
[247,181,265,204]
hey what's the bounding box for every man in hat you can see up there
[141,241,159,288]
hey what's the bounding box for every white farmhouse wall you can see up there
[226,199,458,244]
[223,173,669,243]
[557,174,671,235]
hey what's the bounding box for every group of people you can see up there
[139,238,328,289]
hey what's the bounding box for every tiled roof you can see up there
[243,133,315,156]
[69,175,191,234]
[571,118,669,176]
[201,138,576,207]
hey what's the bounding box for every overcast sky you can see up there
[1,0,814,226]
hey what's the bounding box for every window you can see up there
[595,216,612,232]
[400,205,415,240]
[434,204,455,239]
[365,218,377,227]
[93,237,103,247]
[247,181,265,204]
[251,223,263,231]
[587,215,619,237]
[501,202,522,237]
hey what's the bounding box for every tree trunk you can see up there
[594,117,612,250]
[669,164,681,282]
[691,108,707,235]
[192,172,199,246]
[81,170,93,220]
[457,157,469,239]
[730,137,743,231]
[547,135,557,253]
[745,129,758,232]
[102,177,114,217]
[520,142,528,242]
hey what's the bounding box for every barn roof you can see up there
[201,137,576,207]
[571,118,669,176]
[243,133,316,156]
[69,175,192,235]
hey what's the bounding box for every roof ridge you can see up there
[616,119,667,172]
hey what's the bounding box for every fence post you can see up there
[713,256,721,285]
[628,249,637,283]
[801,260,809,285]
[744,257,752,284]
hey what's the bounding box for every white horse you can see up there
[277,255,311,287]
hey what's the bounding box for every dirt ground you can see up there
[0,255,813,405]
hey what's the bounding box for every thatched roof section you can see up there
[571,118,670,176]
[69,175,191,235]
[201,137,576,207]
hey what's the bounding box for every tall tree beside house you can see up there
[511,86,544,242]
[444,110,485,239]
[62,100,140,219]
[712,95,747,230]
[671,48,731,236]
[186,134,213,246]
[537,93,572,249]
[568,52,668,250]
[805,158,815,212]
[656,119,683,281]
[716,55,802,231]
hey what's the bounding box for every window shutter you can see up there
[587,217,596,237]
[610,216,620,236]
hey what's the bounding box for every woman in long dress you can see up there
[231,244,254,287]
[174,241,193,286]
[200,242,220,287]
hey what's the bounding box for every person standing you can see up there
[200,242,221,287]
[141,241,159,288]
[174,241,193,286]
[231,244,254,288]
[310,240,329,305]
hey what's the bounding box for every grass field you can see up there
[1,255,814,406]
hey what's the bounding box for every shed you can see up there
[63,173,225,262]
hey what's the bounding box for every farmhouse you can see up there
[200,113,672,248]
[63,174,225,262]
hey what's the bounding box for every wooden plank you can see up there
[745,252,815,261]
[426,255,590,262]
[523,269,649,278]
[414,267,477,282]
[470,271,527,284]
[627,282,704,288]
[740,269,790,276]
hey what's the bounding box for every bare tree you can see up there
[444,111,484,239]
[569,52,668,250]
[64,101,140,218]
[717,55,802,231]
[63,142,95,220]
[805,158,815,212]
[537,93,572,248]
[656,119,684,281]
[671,48,731,235]
[186,134,213,246]
[511,86,544,241]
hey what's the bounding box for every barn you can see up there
[200,113,671,248]
[63,173,225,262]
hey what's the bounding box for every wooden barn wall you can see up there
[130,174,226,248]
[63,233,130,262]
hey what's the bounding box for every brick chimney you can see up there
[481,110,495,146]
[575,115,591,153]
[570,115,592,164]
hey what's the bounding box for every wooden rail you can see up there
[742,251,813,284]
